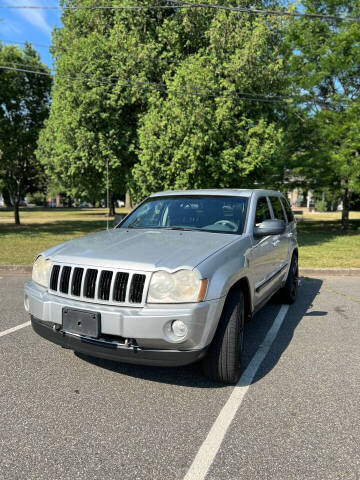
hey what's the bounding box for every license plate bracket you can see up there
[62,308,100,338]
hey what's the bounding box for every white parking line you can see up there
[183,304,290,480]
[0,321,31,338]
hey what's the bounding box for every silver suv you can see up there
[25,189,298,384]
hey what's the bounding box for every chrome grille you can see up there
[49,264,148,306]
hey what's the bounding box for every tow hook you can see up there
[124,338,138,352]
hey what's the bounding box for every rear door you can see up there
[269,196,289,271]
[281,195,297,257]
[250,196,276,304]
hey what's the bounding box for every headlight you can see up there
[147,270,207,303]
[32,255,51,288]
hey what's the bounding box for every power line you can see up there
[0,39,50,49]
[0,64,353,106]
[171,0,360,22]
[0,62,292,102]
[0,64,290,103]
[0,3,358,22]
[0,52,294,100]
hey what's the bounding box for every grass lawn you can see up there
[296,211,360,268]
[0,208,129,265]
[0,208,359,267]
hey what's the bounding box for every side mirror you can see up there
[253,219,285,238]
[114,213,126,227]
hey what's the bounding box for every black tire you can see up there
[202,290,245,384]
[278,253,298,304]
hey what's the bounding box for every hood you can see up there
[43,228,238,271]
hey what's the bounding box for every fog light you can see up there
[171,320,188,338]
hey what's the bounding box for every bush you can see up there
[26,192,46,206]
[315,200,327,212]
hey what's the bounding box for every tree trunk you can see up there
[341,187,351,231]
[125,190,133,209]
[108,191,115,216]
[3,188,12,208]
[14,201,20,225]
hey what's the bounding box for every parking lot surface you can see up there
[0,275,359,480]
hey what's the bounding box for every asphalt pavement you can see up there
[0,274,359,480]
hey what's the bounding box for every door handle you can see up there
[272,240,280,247]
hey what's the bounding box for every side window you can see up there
[270,197,286,222]
[255,197,272,225]
[281,198,294,223]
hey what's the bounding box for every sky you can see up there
[0,0,62,68]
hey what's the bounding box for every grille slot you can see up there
[98,270,113,301]
[84,269,98,298]
[129,274,146,303]
[71,267,84,296]
[50,265,60,291]
[60,266,72,294]
[113,272,129,302]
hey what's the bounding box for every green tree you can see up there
[37,0,174,214]
[132,10,289,201]
[286,0,360,228]
[38,1,293,210]
[0,44,51,224]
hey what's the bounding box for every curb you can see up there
[299,268,360,277]
[1,265,360,276]
[0,265,32,274]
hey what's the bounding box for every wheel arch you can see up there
[226,276,252,321]
[290,247,299,276]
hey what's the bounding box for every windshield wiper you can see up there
[163,227,196,231]
[123,226,204,232]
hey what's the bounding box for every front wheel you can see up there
[202,290,245,384]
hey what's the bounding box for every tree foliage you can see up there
[38,1,291,207]
[132,10,289,201]
[37,0,173,212]
[36,0,360,229]
[0,44,51,224]
[286,0,360,227]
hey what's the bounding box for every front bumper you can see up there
[31,317,207,366]
[25,280,225,364]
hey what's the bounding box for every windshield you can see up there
[119,195,248,234]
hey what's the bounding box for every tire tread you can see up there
[203,290,244,384]
[278,253,298,304]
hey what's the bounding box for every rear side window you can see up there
[281,198,294,223]
[270,197,286,222]
[255,197,272,225]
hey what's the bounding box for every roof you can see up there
[150,188,282,198]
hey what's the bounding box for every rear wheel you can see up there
[278,253,298,304]
[202,290,245,384]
